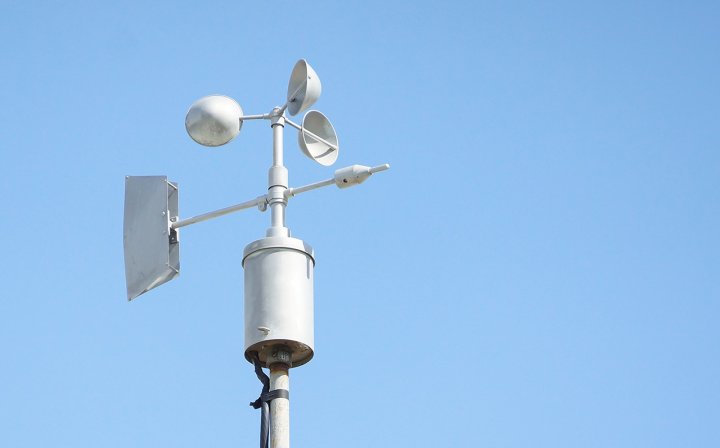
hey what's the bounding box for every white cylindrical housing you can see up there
[243,237,314,367]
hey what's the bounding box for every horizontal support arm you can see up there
[239,114,272,121]
[171,195,266,229]
[171,165,390,227]
[285,178,335,198]
[285,163,391,198]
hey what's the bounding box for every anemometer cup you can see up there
[297,110,339,166]
[185,95,243,147]
[286,59,322,116]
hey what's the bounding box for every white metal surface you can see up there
[284,178,335,198]
[284,164,391,198]
[171,195,265,229]
[286,59,321,116]
[295,111,339,166]
[284,117,338,151]
[268,113,289,238]
[334,164,378,188]
[123,176,179,300]
[243,237,315,367]
[185,95,243,147]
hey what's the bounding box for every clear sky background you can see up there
[1,1,718,446]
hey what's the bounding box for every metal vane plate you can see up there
[123,176,179,300]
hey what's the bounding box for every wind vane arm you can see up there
[170,195,267,230]
[172,162,391,230]
[285,163,390,198]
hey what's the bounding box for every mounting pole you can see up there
[268,108,289,238]
[268,347,291,448]
[268,111,291,447]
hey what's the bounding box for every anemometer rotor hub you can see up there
[270,107,285,127]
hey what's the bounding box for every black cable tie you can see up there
[262,389,289,402]
[248,352,289,448]
[250,389,289,408]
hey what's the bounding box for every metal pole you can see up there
[272,117,284,167]
[268,110,289,237]
[269,364,290,448]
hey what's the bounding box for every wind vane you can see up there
[123,59,389,448]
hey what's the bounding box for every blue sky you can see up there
[1,1,719,446]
